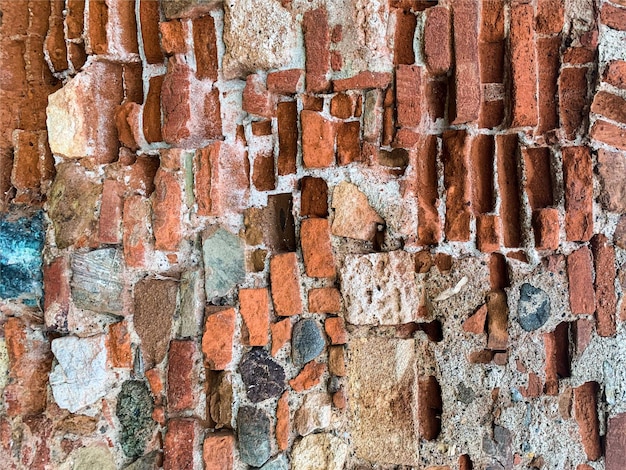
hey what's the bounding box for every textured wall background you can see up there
[1,0,626,469]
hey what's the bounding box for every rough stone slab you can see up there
[340,250,421,325]
[237,406,271,467]
[348,336,419,465]
[50,335,109,413]
[291,433,348,470]
[71,248,124,313]
[331,181,384,241]
[203,227,245,300]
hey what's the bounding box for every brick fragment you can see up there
[497,134,522,247]
[301,110,336,168]
[523,147,553,210]
[575,318,594,355]
[243,74,276,118]
[559,67,588,139]
[143,75,164,143]
[459,454,473,470]
[470,134,495,214]
[270,253,303,316]
[480,0,504,42]
[332,72,392,91]
[476,214,501,253]
[325,317,347,344]
[536,0,564,34]
[301,177,328,218]
[160,20,187,55]
[601,3,626,30]
[267,69,303,94]
[164,419,198,470]
[330,93,353,119]
[67,0,85,39]
[510,3,538,127]
[442,130,471,241]
[463,304,487,334]
[140,0,164,64]
[479,98,505,129]
[574,382,601,461]
[562,146,593,242]
[591,91,626,123]
[252,150,275,191]
[591,234,617,337]
[202,307,236,370]
[270,318,292,356]
[337,121,362,165]
[300,218,336,278]
[303,8,330,93]
[423,6,451,75]
[394,9,416,65]
[289,361,326,392]
[479,41,504,83]
[43,257,70,329]
[123,195,153,268]
[544,322,571,395]
[597,149,626,213]
[486,290,508,350]
[533,208,560,251]
[418,376,442,440]
[451,0,480,124]
[203,432,234,470]
[396,65,422,127]
[489,253,510,290]
[333,388,347,409]
[328,345,346,376]
[106,321,132,368]
[152,169,182,251]
[604,60,626,89]
[416,135,440,245]
[537,37,561,134]
[276,391,290,451]
[195,143,217,216]
[567,246,596,315]
[308,287,341,313]
[98,180,124,244]
[193,15,218,81]
[606,413,626,470]
[520,372,542,398]
[277,101,298,174]
[591,119,626,150]
[167,340,198,412]
[239,288,270,346]
[88,0,108,54]
[563,47,596,64]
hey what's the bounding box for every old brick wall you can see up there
[1,0,626,468]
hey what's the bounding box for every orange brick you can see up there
[270,253,303,316]
[202,308,236,370]
[325,317,347,344]
[239,288,270,346]
[300,218,336,278]
[308,287,341,313]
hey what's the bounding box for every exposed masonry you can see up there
[1,0,626,469]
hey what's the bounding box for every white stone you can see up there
[340,250,422,325]
[294,393,331,436]
[50,335,110,413]
[291,433,348,470]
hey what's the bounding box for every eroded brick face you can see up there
[1,1,625,469]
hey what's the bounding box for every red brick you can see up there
[591,91,626,124]
[559,67,588,139]
[591,119,626,150]
[160,20,187,55]
[276,391,290,451]
[604,60,626,89]
[533,208,560,251]
[164,419,198,470]
[486,290,508,350]
[330,93,353,119]
[423,6,451,75]
[567,246,596,315]
[267,69,303,94]
[470,134,495,214]
[523,147,553,210]
[123,195,153,268]
[140,0,164,64]
[537,37,561,134]
[3,318,52,417]
[574,382,601,461]
[300,218,336,278]
[396,65,422,127]
[459,455,473,470]
[106,321,132,368]
[67,0,85,39]
[394,9,416,65]
[203,433,234,470]
[45,6,68,72]
[194,143,217,216]
[202,307,236,370]
[68,41,87,71]
[301,177,328,218]
[270,318,292,356]
[243,74,276,118]
[479,98,505,129]
[382,97,395,146]
[591,234,617,337]
[161,60,192,144]
[143,75,164,143]
[562,146,593,242]
[152,169,182,251]
[43,256,70,329]
[252,150,275,191]
[10,130,48,196]
[239,288,270,346]
[88,0,108,54]
[490,253,510,290]
[597,149,626,213]
[167,340,198,412]
[606,413,626,470]
[301,110,336,168]
[418,376,442,440]
[325,317,347,344]
[479,41,504,83]
[303,8,330,93]
[251,120,272,136]
[193,15,218,81]
[479,0,504,42]
[496,134,522,247]
[308,287,341,313]
[332,71,392,91]
[451,0,480,124]
[302,94,324,111]
[109,0,140,55]
[563,47,596,64]
[337,121,361,165]
[536,0,564,34]
[602,3,626,30]
[98,180,124,244]
[544,322,571,395]
[575,318,594,356]
[270,253,303,316]
[416,135,441,245]
[476,214,501,253]
[510,3,538,127]
[394,128,421,148]
[520,372,542,398]
[277,101,298,175]
[207,141,249,215]
[115,103,140,150]
[442,130,471,241]
[463,304,487,334]
[331,50,343,71]
[289,361,326,392]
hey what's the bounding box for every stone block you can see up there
[203,227,245,300]
[71,248,124,314]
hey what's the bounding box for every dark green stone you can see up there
[116,380,155,459]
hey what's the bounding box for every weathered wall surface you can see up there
[1,0,626,469]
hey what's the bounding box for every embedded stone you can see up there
[259,454,288,470]
[49,335,109,413]
[116,380,155,459]
[331,182,384,241]
[291,433,348,470]
[67,446,116,470]
[292,319,325,367]
[294,393,331,436]
[237,406,271,467]
[71,248,124,314]
[203,228,245,300]
[123,451,162,470]
[239,348,285,403]
[340,251,421,325]
[517,283,551,331]
[209,371,234,429]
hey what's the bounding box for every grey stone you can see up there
[203,228,245,300]
[123,451,160,470]
[71,248,124,313]
[291,433,348,470]
[67,446,116,470]
[292,319,325,367]
[50,335,109,413]
[237,405,271,467]
[457,383,476,404]
[178,269,205,338]
[294,393,331,436]
[517,283,551,331]
[259,454,288,470]
[117,380,155,459]
[239,348,285,403]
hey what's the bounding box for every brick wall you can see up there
[1,0,626,468]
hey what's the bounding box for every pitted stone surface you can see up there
[517,283,551,331]
[116,380,155,459]
[340,250,421,325]
[292,319,325,366]
[291,433,348,470]
[239,348,285,403]
[237,405,271,467]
